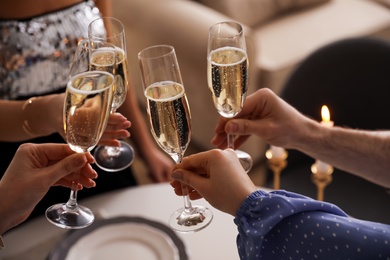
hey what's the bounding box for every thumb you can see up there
[172,169,208,192]
[225,119,258,136]
[46,153,88,184]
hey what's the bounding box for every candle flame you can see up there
[321,105,330,122]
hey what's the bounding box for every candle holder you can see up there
[265,149,288,190]
[310,162,334,201]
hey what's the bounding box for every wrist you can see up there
[21,97,40,137]
[293,117,321,151]
[23,94,63,137]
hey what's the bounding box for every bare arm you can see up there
[213,88,390,189]
[296,122,390,188]
[0,95,63,141]
[95,0,112,17]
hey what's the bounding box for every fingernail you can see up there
[171,170,183,180]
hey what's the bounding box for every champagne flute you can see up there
[89,17,134,172]
[45,68,115,228]
[138,45,213,233]
[207,21,253,172]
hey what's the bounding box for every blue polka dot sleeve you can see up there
[234,190,390,259]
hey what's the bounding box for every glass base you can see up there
[45,203,94,229]
[236,150,253,173]
[169,206,213,233]
[94,141,134,172]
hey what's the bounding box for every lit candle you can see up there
[320,105,334,128]
[313,105,333,174]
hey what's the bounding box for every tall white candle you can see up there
[270,145,285,159]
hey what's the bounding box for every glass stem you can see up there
[227,133,234,149]
[106,106,121,156]
[182,186,193,212]
[176,154,193,212]
[66,182,79,210]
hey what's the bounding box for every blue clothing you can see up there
[235,190,390,259]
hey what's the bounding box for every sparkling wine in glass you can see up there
[89,17,134,172]
[138,45,213,233]
[207,21,253,172]
[46,70,114,229]
[89,40,117,75]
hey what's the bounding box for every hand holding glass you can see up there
[207,21,253,172]
[45,70,114,229]
[138,45,213,233]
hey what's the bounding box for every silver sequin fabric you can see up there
[0,1,101,100]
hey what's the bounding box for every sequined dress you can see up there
[0,1,137,221]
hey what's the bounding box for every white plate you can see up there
[48,216,188,260]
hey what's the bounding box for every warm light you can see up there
[321,105,330,122]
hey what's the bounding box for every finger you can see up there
[189,190,203,200]
[105,116,131,132]
[25,143,76,162]
[178,149,222,173]
[173,187,203,200]
[60,162,96,180]
[97,139,121,147]
[211,135,228,149]
[107,112,131,125]
[214,117,229,134]
[80,163,98,179]
[225,119,258,136]
[54,179,83,190]
[56,164,97,188]
[170,180,181,189]
[100,129,130,140]
[59,174,96,187]
[171,168,209,193]
[170,180,202,198]
[78,175,96,188]
[104,122,131,132]
[48,153,90,183]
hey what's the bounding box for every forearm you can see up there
[95,0,112,17]
[0,94,63,141]
[294,120,390,188]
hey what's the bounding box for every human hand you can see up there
[170,149,257,216]
[211,88,313,150]
[0,143,97,234]
[97,112,131,147]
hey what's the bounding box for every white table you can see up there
[0,183,241,260]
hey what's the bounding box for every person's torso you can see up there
[0,0,100,100]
